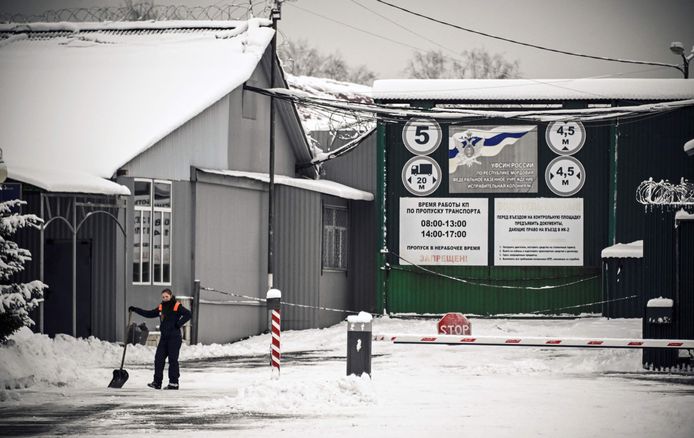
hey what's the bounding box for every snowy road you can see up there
[1,317,693,437]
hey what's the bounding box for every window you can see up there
[322,206,348,271]
[133,179,172,285]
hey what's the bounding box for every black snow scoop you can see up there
[108,311,133,388]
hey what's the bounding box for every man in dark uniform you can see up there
[129,289,191,390]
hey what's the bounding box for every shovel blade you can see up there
[108,369,129,388]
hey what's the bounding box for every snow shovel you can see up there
[108,311,133,388]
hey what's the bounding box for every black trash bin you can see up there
[643,297,678,370]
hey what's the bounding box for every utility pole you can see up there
[268,1,282,290]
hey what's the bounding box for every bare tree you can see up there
[405,48,520,79]
[122,1,161,21]
[278,38,376,85]
[404,51,448,79]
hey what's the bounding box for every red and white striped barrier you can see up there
[373,334,694,349]
[267,289,282,376]
[271,309,281,372]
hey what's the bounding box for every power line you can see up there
[374,0,683,74]
[348,0,461,58]
[285,2,431,54]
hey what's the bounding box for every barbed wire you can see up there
[0,3,273,23]
[636,178,694,206]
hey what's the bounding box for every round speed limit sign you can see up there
[402,118,442,155]
[545,156,585,196]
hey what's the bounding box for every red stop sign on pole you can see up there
[437,313,471,335]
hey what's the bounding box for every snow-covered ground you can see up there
[1,317,693,437]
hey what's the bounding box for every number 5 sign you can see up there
[402,118,442,155]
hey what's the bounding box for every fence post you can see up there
[267,289,281,377]
[192,279,201,345]
[346,312,373,377]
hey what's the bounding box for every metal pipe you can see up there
[123,197,128,343]
[72,198,77,337]
[192,279,201,344]
[608,120,619,246]
[267,8,279,290]
[39,193,45,334]
[375,123,387,314]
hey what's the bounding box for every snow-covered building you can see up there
[0,20,373,343]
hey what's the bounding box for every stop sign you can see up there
[437,313,471,335]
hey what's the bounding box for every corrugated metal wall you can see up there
[386,266,600,315]
[642,208,678,369]
[123,96,230,181]
[676,217,694,342]
[313,129,378,316]
[616,107,694,243]
[317,130,377,193]
[13,189,119,340]
[350,201,377,314]
[601,257,643,318]
[194,176,268,343]
[274,185,321,330]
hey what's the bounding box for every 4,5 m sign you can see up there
[399,198,488,266]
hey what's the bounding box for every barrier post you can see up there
[192,280,201,345]
[346,312,373,377]
[267,289,281,377]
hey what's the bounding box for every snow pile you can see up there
[647,297,674,308]
[199,374,375,415]
[0,327,155,389]
[600,240,643,258]
[0,316,647,395]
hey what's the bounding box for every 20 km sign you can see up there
[437,313,472,335]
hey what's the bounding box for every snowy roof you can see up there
[199,168,374,201]
[286,74,374,134]
[646,297,673,308]
[600,240,643,259]
[675,209,694,221]
[372,79,694,102]
[0,19,274,195]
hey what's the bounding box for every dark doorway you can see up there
[44,239,92,338]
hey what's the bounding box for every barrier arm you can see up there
[373,334,694,349]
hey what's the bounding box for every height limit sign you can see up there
[545,156,585,196]
[402,156,441,196]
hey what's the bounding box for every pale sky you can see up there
[3,0,694,80]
